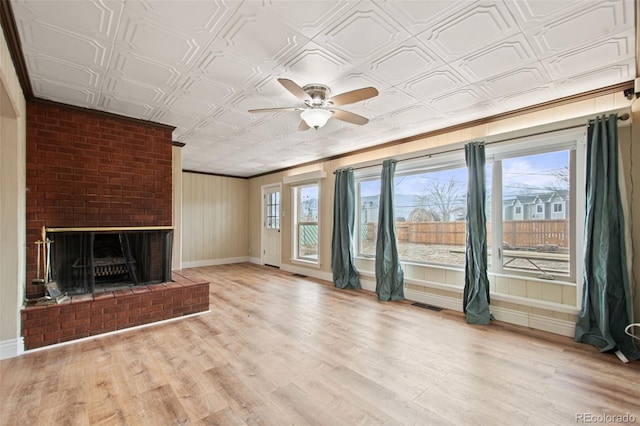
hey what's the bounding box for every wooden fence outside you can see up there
[365,219,569,249]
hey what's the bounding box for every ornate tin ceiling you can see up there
[10,0,636,177]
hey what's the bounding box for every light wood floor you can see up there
[1,263,639,425]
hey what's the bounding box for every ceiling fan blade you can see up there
[248,107,301,113]
[298,120,310,131]
[331,109,369,125]
[329,87,378,106]
[278,78,311,101]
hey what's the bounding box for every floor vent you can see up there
[292,273,307,278]
[412,302,443,312]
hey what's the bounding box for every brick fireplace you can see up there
[22,101,209,349]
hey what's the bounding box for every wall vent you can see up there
[411,302,443,312]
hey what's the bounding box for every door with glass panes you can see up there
[262,185,281,267]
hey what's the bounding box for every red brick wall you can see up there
[21,271,209,350]
[25,102,174,298]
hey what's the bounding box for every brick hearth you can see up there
[22,101,209,350]
[21,271,209,350]
[26,102,174,299]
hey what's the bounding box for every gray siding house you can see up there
[503,190,568,221]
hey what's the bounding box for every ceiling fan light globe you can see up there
[300,109,332,129]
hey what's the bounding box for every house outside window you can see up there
[357,163,469,268]
[496,149,574,279]
[355,130,582,282]
[292,183,320,264]
[358,179,380,258]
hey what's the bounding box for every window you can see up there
[357,163,468,267]
[292,183,320,263]
[266,191,280,230]
[354,128,582,282]
[493,148,575,279]
[394,166,468,266]
[357,179,380,258]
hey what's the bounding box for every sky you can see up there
[359,150,570,200]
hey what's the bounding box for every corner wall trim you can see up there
[0,0,32,98]
[0,337,24,360]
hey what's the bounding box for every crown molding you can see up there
[30,97,176,132]
[0,0,32,99]
[183,169,249,180]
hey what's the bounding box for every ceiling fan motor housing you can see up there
[303,84,331,107]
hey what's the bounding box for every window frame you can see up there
[392,162,469,268]
[487,130,584,283]
[353,127,585,284]
[355,155,469,268]
[356,177,381,259]
[291,180,321,266]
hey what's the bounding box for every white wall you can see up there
[181,172,250,267]
[172,145,183,270]
[0,26,27,359]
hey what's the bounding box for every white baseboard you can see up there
[360,277,375,292]
[182,256,250,268]
[0,337,24,360]
[528,312,575,337]
[249,257,261,265]
[362,279,462,312]
[280,264,333,282]
[404,288,464,312]
[362,278,574,337]
[491,306,575,336]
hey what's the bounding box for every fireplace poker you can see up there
[35,226,67,305]
[33,240,44,283]
[43,235,65,301]
[45,237,52,283]
[41,226,47,283]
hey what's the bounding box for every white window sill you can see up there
[356,256,576,286]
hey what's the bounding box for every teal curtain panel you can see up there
[331,168,361,290]
[463,142,492,325]
[575,113,639,360]
[375,159,404,301]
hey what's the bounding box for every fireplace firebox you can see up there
[47,227,173,295]
[22,226,210,351]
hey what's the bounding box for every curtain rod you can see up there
[336,113,630,173]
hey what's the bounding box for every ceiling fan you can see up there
[248,78,378,130]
